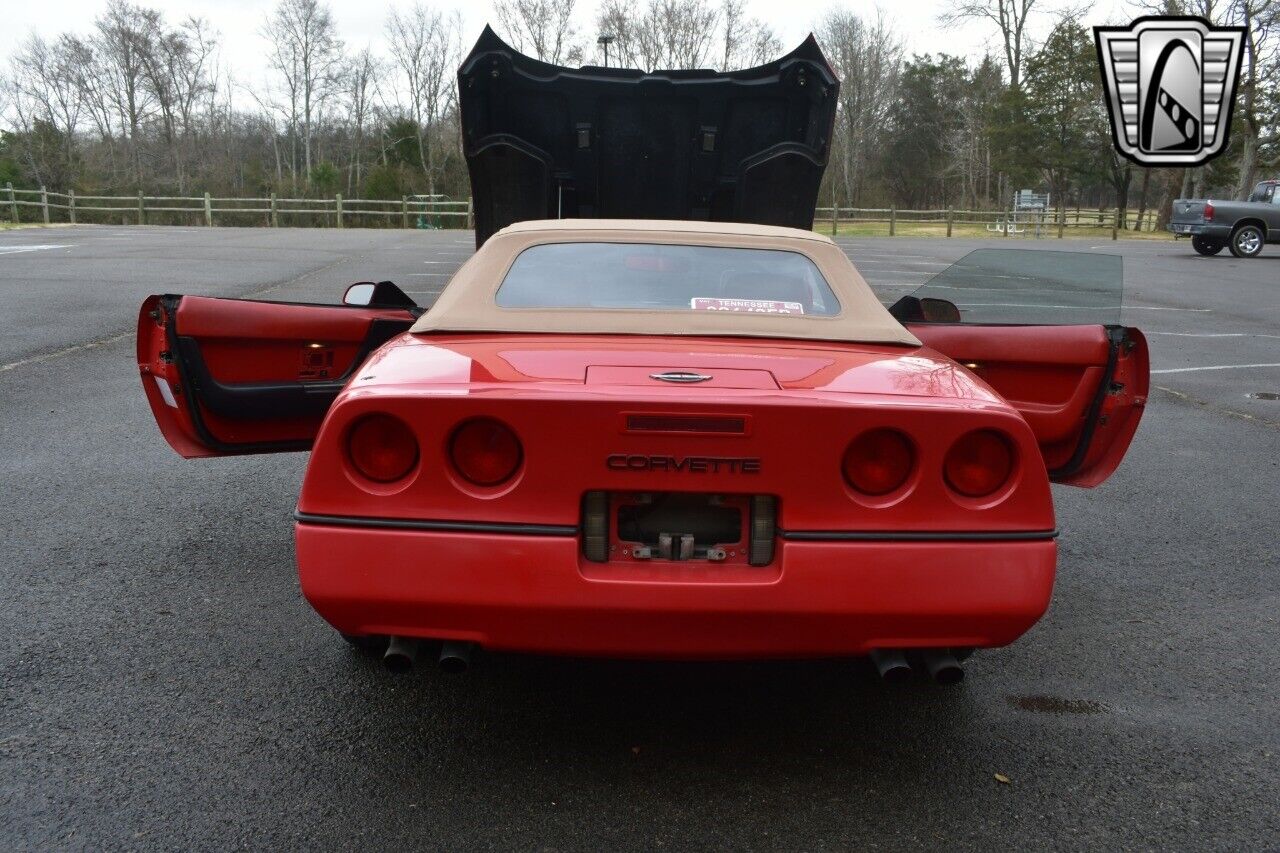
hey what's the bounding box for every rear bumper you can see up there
[1168,223,1231,238]
[295,521,1056,659]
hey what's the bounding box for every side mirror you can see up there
[919,297,961,324]
[343,282,376,306]
[343,280,417,309]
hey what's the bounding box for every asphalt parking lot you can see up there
[2,225,1277,849]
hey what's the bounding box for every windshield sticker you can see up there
[691,298,804,315]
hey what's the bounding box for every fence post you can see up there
[335,193,344,228]
[136,191,145,225]
[945,208,953,238]
[830,201,837,237]
[401,195,408,229]
[1111,208,1119,241]
[1003,206,1012,238]
[6,182,17,223]
[1057,205,1064,239]
[68,190,76,225]
[204,192,212,227]
[40,186,51,224]
[270,192,278,228]
[889,206,896,237]
[466,197,474,231]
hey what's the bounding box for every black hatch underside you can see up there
[459,26,840,247]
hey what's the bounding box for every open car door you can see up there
[138,288,417,458]
[890,249,1149,488]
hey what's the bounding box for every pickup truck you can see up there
[1168,180,1280,258]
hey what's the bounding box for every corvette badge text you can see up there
[607,454,762,474]
[1094,16,1245,166]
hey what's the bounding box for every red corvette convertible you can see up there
[137,219,1148,682]
[137,32,1147,682]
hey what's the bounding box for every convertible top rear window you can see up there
[495,242,841,316]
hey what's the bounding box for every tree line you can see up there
[2,0,1276,229]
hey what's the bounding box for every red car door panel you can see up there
[909,323,1149,487]
[138,295,414,457]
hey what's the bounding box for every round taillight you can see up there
[449,418,522,486]
[842,429,915,496]
[347,414,419,482]
[944,430,1014,497]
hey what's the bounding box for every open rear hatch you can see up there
[458,26,839,246]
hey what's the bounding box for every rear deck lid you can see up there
[459,26,839,246]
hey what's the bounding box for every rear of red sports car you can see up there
[293,331,1065,662]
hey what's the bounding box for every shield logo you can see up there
[1095,16,1245,166]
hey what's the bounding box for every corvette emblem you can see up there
[606,454,761,474]
[650,371,713,383]
[1094,16,1245,166]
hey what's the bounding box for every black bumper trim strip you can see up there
[294,510,578,537]
[779,529,1058,542]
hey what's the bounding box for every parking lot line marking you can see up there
[1152,363,1280,375]
[847,259,952,267]
[0,244,73,255]
[0,331,134,373]
[1147,332,1280,339]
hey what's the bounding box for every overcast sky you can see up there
[3,0,1134,92]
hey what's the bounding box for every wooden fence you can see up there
[3,183,472,229]
[5,183,1159,239]
[814,205,1160,238]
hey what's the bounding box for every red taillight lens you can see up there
[347,414,419,482]
[842,429,915,496]
[944,430,1014,497]
[449,418,522,486]
[1204,200,1215,221]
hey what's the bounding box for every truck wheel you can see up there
[1229,224,1265,258]
[1192,236,1224,256]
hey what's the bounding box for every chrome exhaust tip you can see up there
[868,648,913,684]
[383,636,422,674]
[920,649,965,685]
[438,640,475,674]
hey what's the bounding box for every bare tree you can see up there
[93,0,162,185]
[262,0,344,188]
[939,0,1038,90]
[720,0,781,70]
[597,0,720,70]
[140,17,218,192]
[1227,0,1279,199]
[385,3,461,196]
[494,0,583,65]
[6,34,85,187]
[343,47,381,194]
[816,9,903,207]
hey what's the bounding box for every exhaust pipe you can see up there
[920,649,965,685]
[868,648,913,684]
[383,636,422,674]
[438,640,475,674]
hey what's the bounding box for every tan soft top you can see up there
[410,219,920,346]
